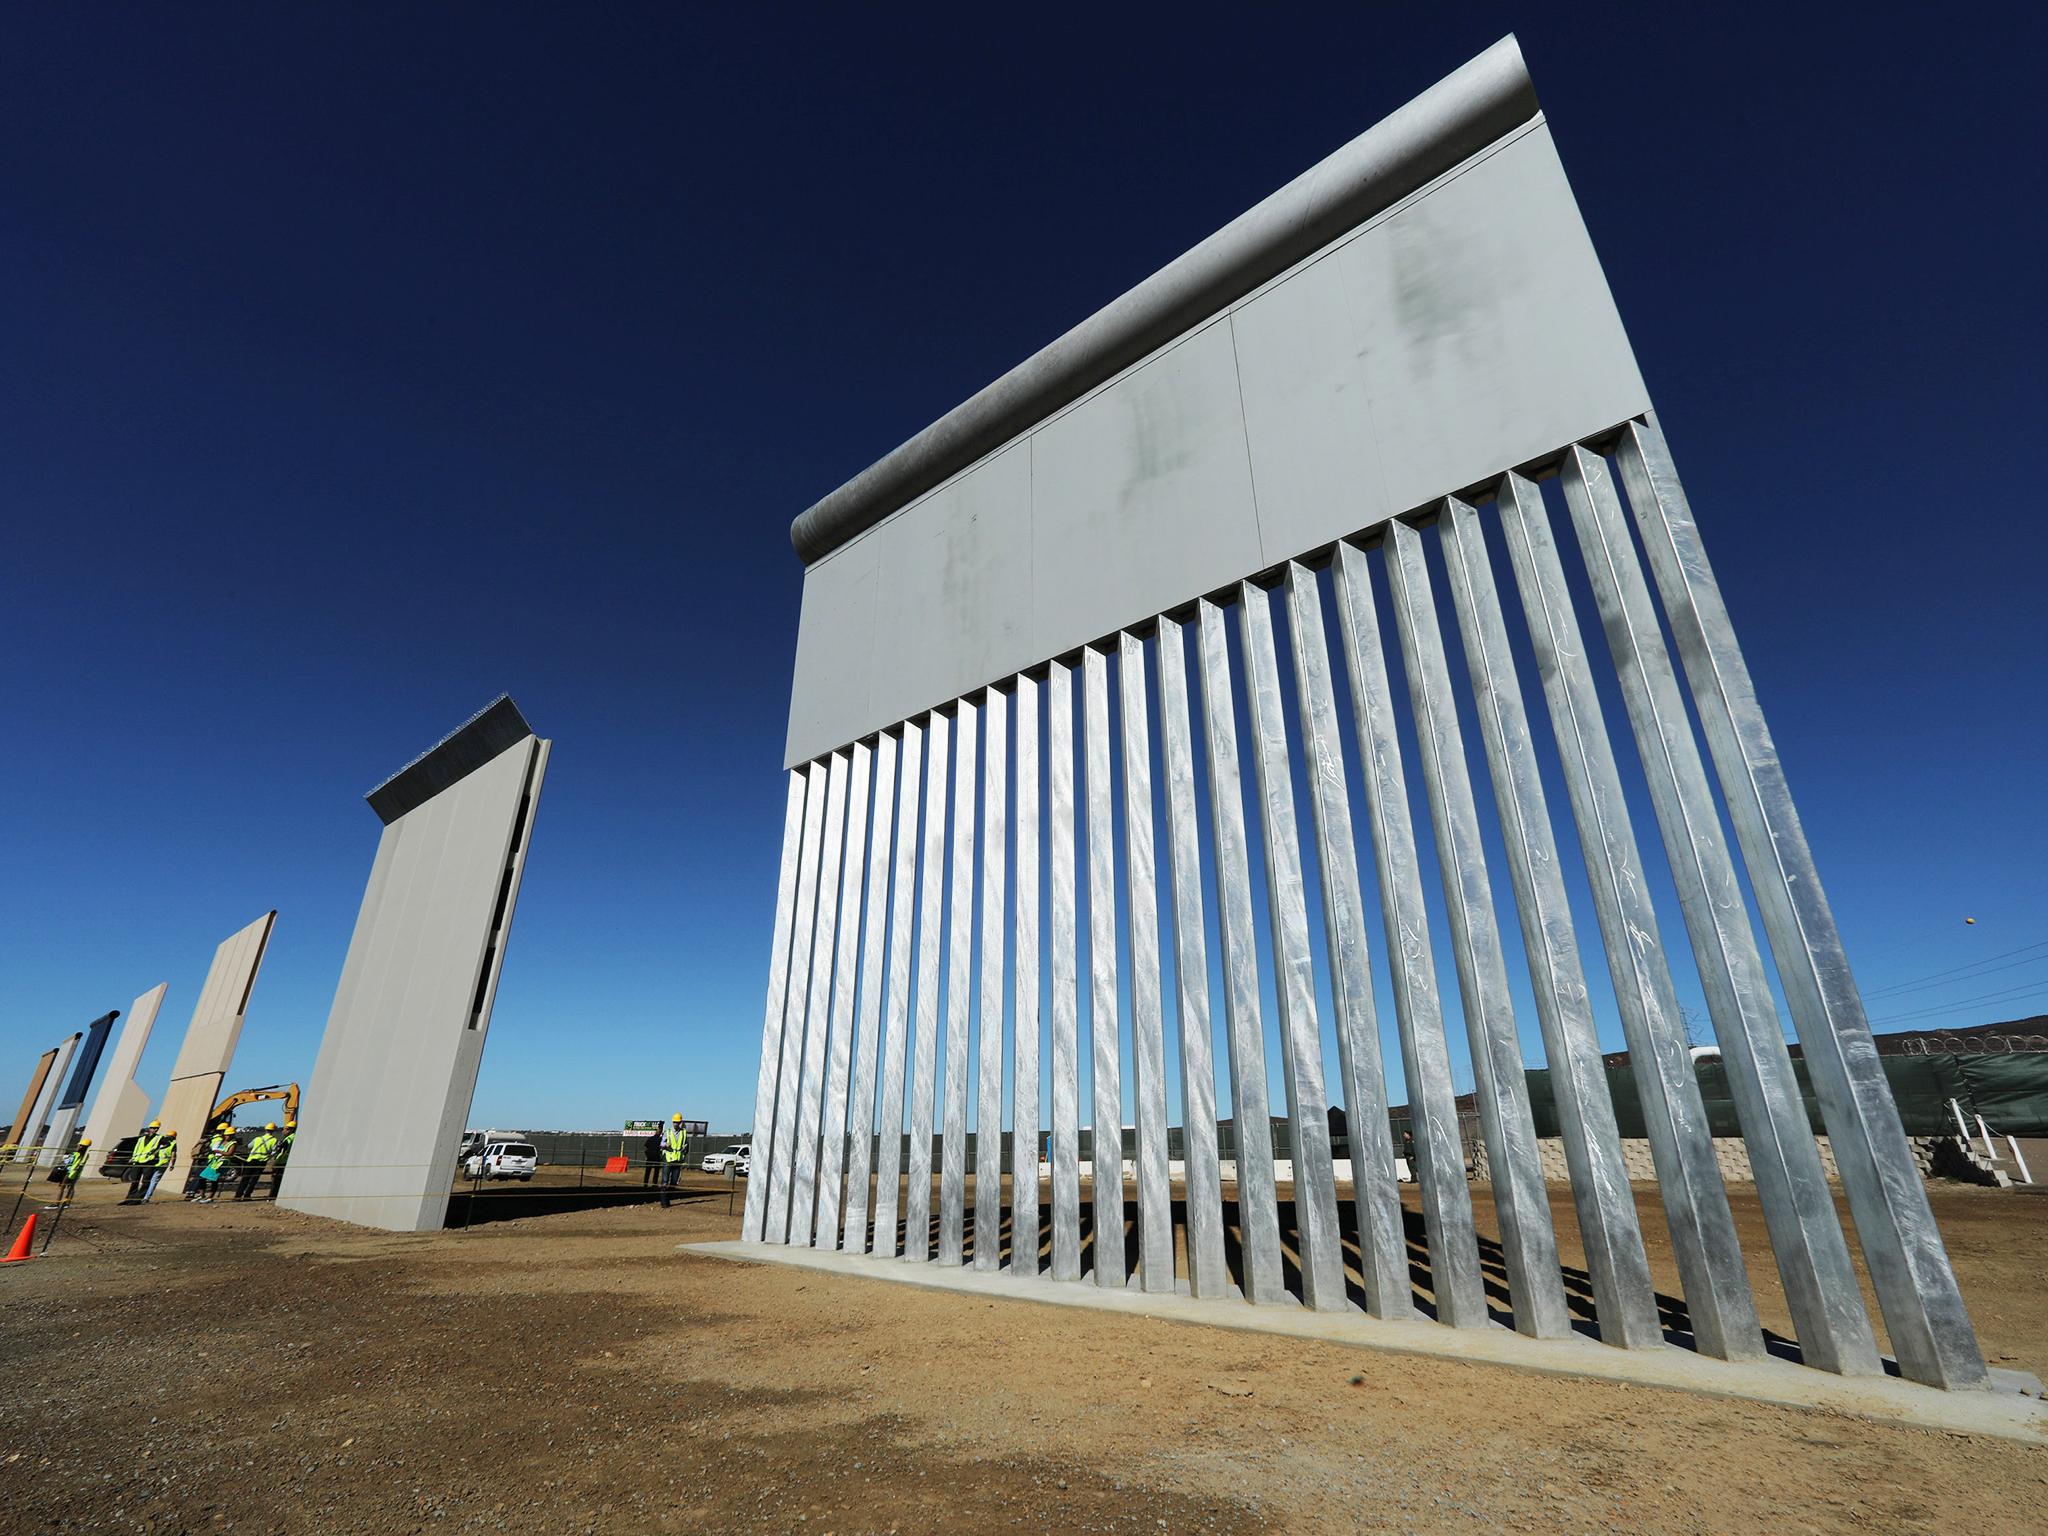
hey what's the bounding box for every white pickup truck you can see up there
[700,1144,751,1175]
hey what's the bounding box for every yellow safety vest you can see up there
[65,1148,88,1181]
[662,1126,687,1162]
[154,1138,177,1167]
[133,1132,160,1165]
[248,1134,279,1161]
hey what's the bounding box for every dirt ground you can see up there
[2,1176,2044,1535]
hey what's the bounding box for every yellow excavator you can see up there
[101,1083,302,1180]
[209,1082,300,1132]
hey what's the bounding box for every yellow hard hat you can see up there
[671,1112,683,1122]
[285,1119,295,1128]
[265,1122,277,1130]
[148,1119,161,1128]
[79,1137,92,1147]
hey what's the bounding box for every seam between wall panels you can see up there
[1226,312,1269,568]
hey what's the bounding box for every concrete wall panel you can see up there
[1331,125,1644,515]
[281,732,548,1232]
[11,1036,78,1156]
[6,1049,59,1150]
[159,912,277,1158]
[37,1012,118,1165]
[784,120,1648,765]
[1029,317,1263,659]
[80,982,168,1159]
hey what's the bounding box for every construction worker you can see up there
[267,1120,295,1199]
[137,1129,176,1203]
[235,1123,281,1201]
[124,1120,163,1203]
[189,1122,235,1202]
[57,1138,92,1204]
[658,1113,688,1208]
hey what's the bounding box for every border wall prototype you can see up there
[735,38,1997,1394]
[79,983,168,1161]
[156,912,278,1161]
[35,1010,118,1166]
[281,697,549,1232]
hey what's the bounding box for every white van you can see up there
[464,1141,538,1181]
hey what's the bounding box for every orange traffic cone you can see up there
[3,1213,37,1263]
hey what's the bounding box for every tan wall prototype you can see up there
[14,1033,80,1162]
[79,982,169,1158]
[5,1048,61,1150]
[159,912,277,1159]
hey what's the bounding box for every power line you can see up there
[1860,936,2048,1000]
[1868,980,2048,1028]
[1859,949,2048,1003]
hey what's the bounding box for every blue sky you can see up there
[3,6,2044,1135]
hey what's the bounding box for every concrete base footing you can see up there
[681,1238,2046,1443]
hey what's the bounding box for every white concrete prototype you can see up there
[11,1033,79,1159]
[157,912,278,1161]
[282,698,550,1232]
[79,983,169,1163]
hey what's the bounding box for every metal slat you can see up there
[870,720,925,1258]
[1499,468,1785,1359]
[741,771,808,1243]
[1195,598,1285,1306]
[763,761,829,1243]
[1437,497,1660,1348]
[1383,518,1568,1339]
[1048,659,1083,1281]
[1156,615,1229,1299]
[812,741,873,1249]
[974,686,1009,1272]
[1012,673,1043,1276]
[789,751,851,1244]
[1237,581,1347,1313]
[840,733,899,1254]
[902,710,951,1263]
[1330,542,1486,1329]
[939,699,980,1266]
[1281,563,1409,1318]
[1612,419,1981,1389]
[1083,646,1127,1289]
[1119,633,1175,1294]
[1524,462,1857,1366]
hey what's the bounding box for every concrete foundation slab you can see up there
[681,1239,2047,1443]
